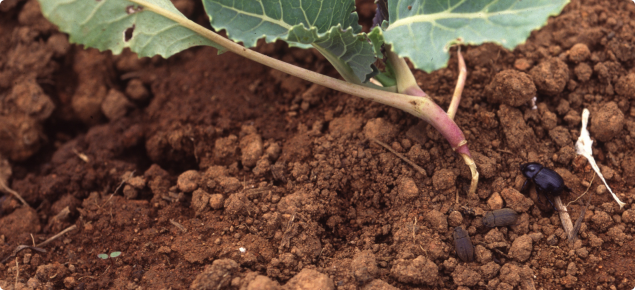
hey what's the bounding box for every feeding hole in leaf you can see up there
[126,5,143,14]
[124,24,135,42]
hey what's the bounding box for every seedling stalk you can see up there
[125,0,480,193]
[39,0,571,203]
[385,48,478,195]
[447,50,467,120]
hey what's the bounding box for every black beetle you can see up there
[483,208,519,227]
[453,226,474,262]
[520,163,571,210]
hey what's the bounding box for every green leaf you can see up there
[203,0,361,47]
[38,0,225,58]
[110,251,122,258]
[368,26,385,58]
[384,0,569,72]
[203,0,375,82]
[97,254,108,259]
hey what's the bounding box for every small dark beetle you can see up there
[453,226,474,262]
[520,163,570,195]
[483,208,519,227]
[520,162,571,210]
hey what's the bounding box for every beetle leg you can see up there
[546,196,560,212]
[520,179,530,194]
[534,191,556,213]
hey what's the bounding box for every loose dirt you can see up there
[1,0,634,289]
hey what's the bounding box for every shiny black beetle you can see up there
[520,163,571,209]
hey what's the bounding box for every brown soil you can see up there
[1,0,635,289]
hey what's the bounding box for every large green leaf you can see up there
[384,0,569,72]
[38,0,225,57]
[203,0,362,47]
[203,0,375,82]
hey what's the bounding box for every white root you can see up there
[575,109,625,209]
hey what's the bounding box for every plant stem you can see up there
[447,50,478,195]
[383,50,470,154]
[134,0,479,193]
[447,49,466,120]
[386,48,420,95]
[385,48,478,195]
[373,72,397,88]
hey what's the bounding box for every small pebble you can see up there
[596,185,606,195]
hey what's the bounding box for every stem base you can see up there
[460,153,479,197]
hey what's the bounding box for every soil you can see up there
[1,0,635,289]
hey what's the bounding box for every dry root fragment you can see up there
[370,137,426,176]
[553,197,574,241]
[575,109,625,208]
[460,154,479,197]
[0,155,28,207]
[447,49,466,120]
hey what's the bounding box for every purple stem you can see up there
[402,86,471,158]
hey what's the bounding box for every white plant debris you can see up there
[575,109,626,209]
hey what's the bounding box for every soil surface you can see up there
[1,0,635,289]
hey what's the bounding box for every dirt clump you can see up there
[329,114,363,137]
[0,206,40,241]
[568,43,591,63]
[351,250,378,284]
[190,259,240,289]
[396,177,419,201]
[590,101,624,142]
[500,188,533,213]
[390,256,437,285]
[125,78,151,102]
[485,69,536,107]
[497,105,536,150]
[284,268,334,290]
[508,234,533,262]
[425,209,448,233]
[574,62,593,82]
[101,89,135,121]
[615,72,635,99]
[71,49,116,124]
[0,74,55,161]
[451,264,480,287]
[529,57,569,96]
[363,117,398,143]
[239,126,264,168]
[363,279,399,290]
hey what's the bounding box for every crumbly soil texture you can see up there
[1,0,635,289]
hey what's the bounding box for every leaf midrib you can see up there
[387,5,556,32]
[211,2,297,30]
